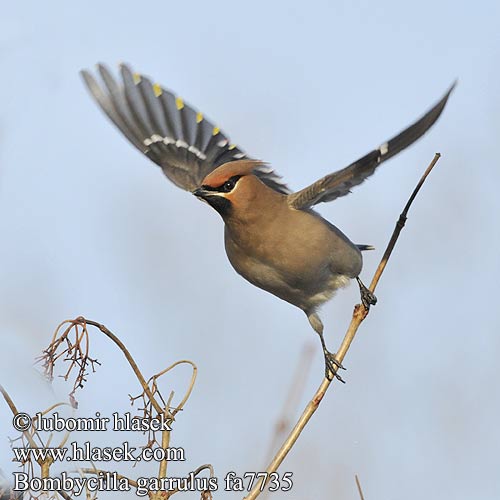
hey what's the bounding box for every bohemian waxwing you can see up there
[81,64,454,380]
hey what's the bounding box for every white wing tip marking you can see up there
[143,135,207,160]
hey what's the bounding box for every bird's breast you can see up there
[222,207,362,311]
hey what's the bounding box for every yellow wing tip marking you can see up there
[212,126,220,136]
[133,73,141,84]
[153,83,162,97]
[175,97,184,110]
[196,112,203,123]
[229,143,236,150]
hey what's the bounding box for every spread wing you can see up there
[288,83,455,209]
[80,63,290,194]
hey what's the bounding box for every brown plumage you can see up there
[81,63,454,380]
[197,161,361,311]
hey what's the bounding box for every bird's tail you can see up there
[357,244,375,251]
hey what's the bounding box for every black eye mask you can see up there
[201,175,242,193]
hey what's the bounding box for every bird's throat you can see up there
[204,194,232,217]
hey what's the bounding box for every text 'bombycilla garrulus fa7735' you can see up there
[81,64,454,380]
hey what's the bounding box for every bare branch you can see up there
[168,464,215,497]
[263,342,315,467]
[244,153,442,499]
[1,384,38,449]
[355,474,366,500]
[370,152,441,291]
[37,319,101,408]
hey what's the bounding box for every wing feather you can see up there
[288,83,455,209]
[81,63,289,194]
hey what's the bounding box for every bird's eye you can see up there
[216,175,241,193]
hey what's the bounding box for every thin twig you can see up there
[0,384,38,449]
[355,474,365,500]
[370,152,441,291]
[57,489,75,500]
[263,342,315,466]
[154,390,175,480]
[244,153,441,499]
[76,318,164,415]
[152,360,198,419]
[32,402,73,450]
[168,464,215,496]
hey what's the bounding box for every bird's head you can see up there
[193,160,273,218]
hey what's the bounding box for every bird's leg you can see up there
[307,312,345,382]
[320,335,346,383]
[356,276,377,309]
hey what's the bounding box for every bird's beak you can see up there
[192,186,231,215]
[192,187,209,200]
[193,187,227,201]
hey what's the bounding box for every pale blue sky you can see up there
[1,1,499,499]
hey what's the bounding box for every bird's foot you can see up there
[324,351,346,383]
[356,277,377,309]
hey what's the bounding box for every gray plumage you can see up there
[80,63,290,194]
[287,82,455,209]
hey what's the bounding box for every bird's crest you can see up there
[202,160,290,195]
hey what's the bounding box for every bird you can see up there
[81,63,454,380]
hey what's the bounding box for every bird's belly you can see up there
[224,230,350,312]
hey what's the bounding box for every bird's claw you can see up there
[361,288,377,309]
[357,277,377,309]
[324,351,346,383]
